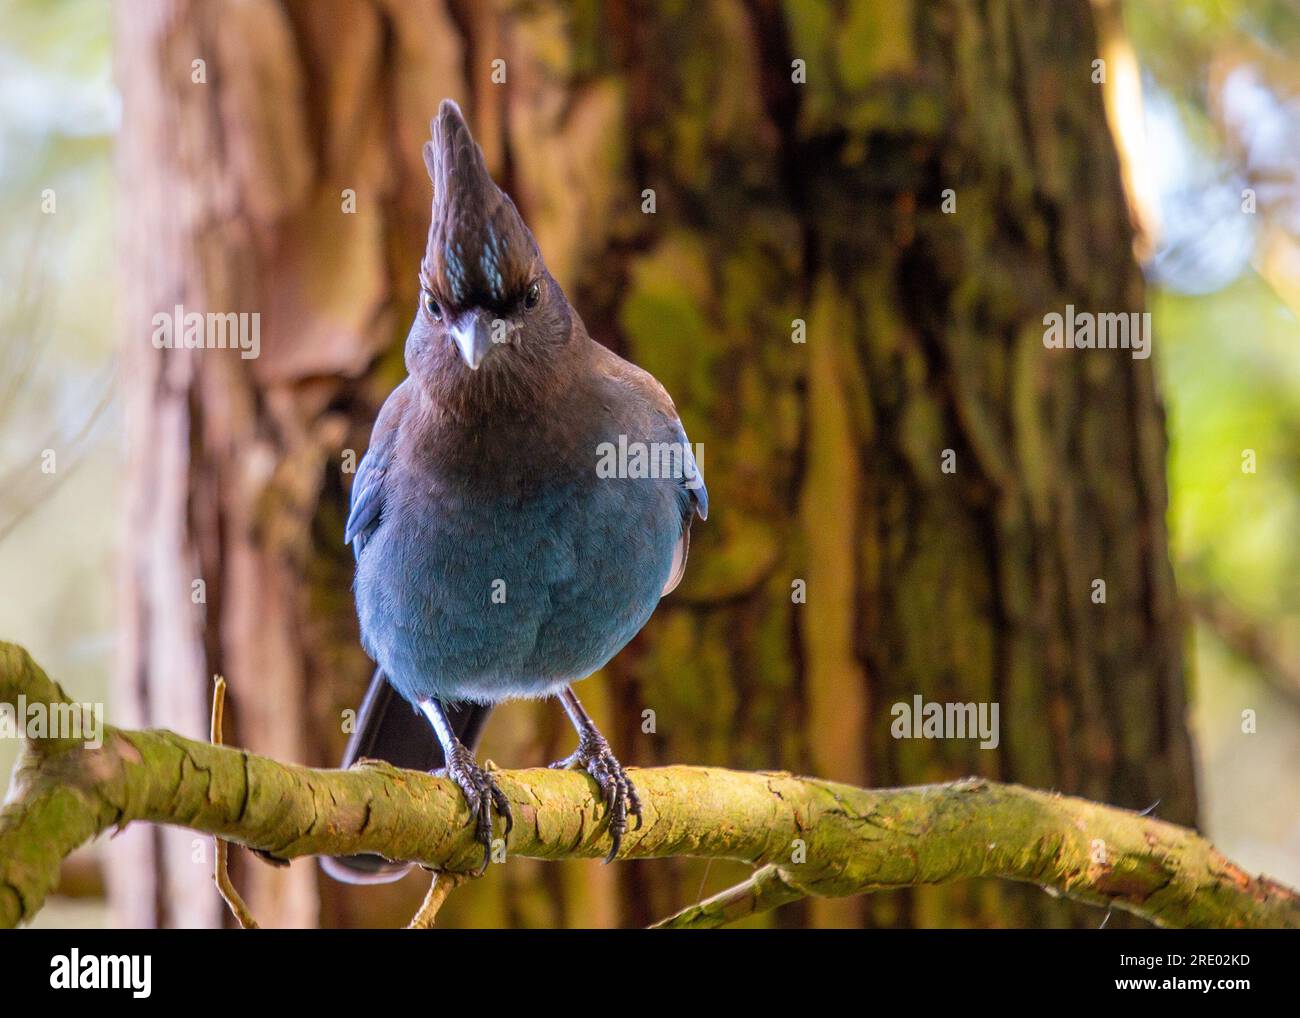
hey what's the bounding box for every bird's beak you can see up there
[448,312,493,370]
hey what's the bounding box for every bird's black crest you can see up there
[422,100,538,310]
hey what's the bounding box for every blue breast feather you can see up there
[348,405,706,706]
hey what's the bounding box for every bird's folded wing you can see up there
[659,413,708,596]
[593,344,710,597]
[345,379,411,559]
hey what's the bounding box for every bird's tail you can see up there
[320,669,492,885]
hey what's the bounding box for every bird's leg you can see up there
[549,686,642,863]
[418,697,512,874]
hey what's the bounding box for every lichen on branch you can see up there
[1,642,1296,929]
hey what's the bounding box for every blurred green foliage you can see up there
[1159,278,1300,616]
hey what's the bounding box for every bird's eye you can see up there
[523,280,542,311]
[422,291,442,321]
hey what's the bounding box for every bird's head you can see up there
[406,100,576,402]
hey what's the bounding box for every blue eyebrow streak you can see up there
[444,240,467,303]
[479,229,506,301]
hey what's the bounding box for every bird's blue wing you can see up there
[588,343,708,596]
[345,448,387,559]
[345,381,408,560]
[672,417,708,522]
[661,415,707,596]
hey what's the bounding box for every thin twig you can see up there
[650,865,806,928]
[210,675,259,930]
[406,871,471,928]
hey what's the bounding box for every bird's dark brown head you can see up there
[408,100,579,406]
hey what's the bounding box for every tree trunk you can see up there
[114,0,1195,928]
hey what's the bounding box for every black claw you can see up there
[629,787,644,831]
[492,784,514,837]
[441,744,511,873]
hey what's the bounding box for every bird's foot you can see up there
[550,732,642,863]
[437,743,512,874]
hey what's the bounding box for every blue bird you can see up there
[323,100,707,883]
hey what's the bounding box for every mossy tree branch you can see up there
[2,642,1296,929]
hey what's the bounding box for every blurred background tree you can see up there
[1,0,1295,928]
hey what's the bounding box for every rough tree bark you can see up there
[114,0,1194,927]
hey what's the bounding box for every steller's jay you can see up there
[322,100,707,883]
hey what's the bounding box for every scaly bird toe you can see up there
[441,744,512,874]
[550,733,641,863]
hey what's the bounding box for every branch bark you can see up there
[2,642,1295,929]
